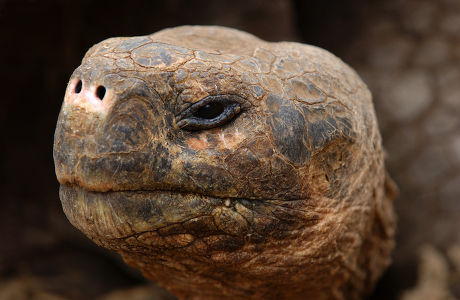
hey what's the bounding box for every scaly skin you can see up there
[54,26,395,299]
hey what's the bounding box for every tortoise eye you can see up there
[176,95,246,131]
[194,102,225,119]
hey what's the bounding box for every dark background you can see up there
[1,0,454,299]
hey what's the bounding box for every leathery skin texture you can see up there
[53,26,396,300]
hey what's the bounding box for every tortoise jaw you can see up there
[59,184,223,240]
[59,184,313,251]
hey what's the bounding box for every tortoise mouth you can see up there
[59,184,228,240]
[60,184,313,248]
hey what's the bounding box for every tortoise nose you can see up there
[64,78,112,114]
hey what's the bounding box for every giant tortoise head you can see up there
[54,26,396,299]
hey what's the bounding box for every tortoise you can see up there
[53,26,396,299]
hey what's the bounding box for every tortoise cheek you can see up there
[265,94,311,166]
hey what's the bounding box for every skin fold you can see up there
[54,26,396,299]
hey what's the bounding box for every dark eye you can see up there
[195,103,225,119]
[176,95,246,131]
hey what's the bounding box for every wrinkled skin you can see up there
[54,26,395,300]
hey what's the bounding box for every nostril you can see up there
[74,80,82,93]
[96,86,106,100]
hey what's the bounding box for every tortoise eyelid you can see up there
[175,95,246,131]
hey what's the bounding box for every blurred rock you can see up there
[97,285,175,300]
[401,245,457,300]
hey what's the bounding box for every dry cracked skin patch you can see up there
[53,26,396,300]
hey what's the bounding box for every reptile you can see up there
[53,26,396,299]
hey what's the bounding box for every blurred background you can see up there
[1,0,459,299]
